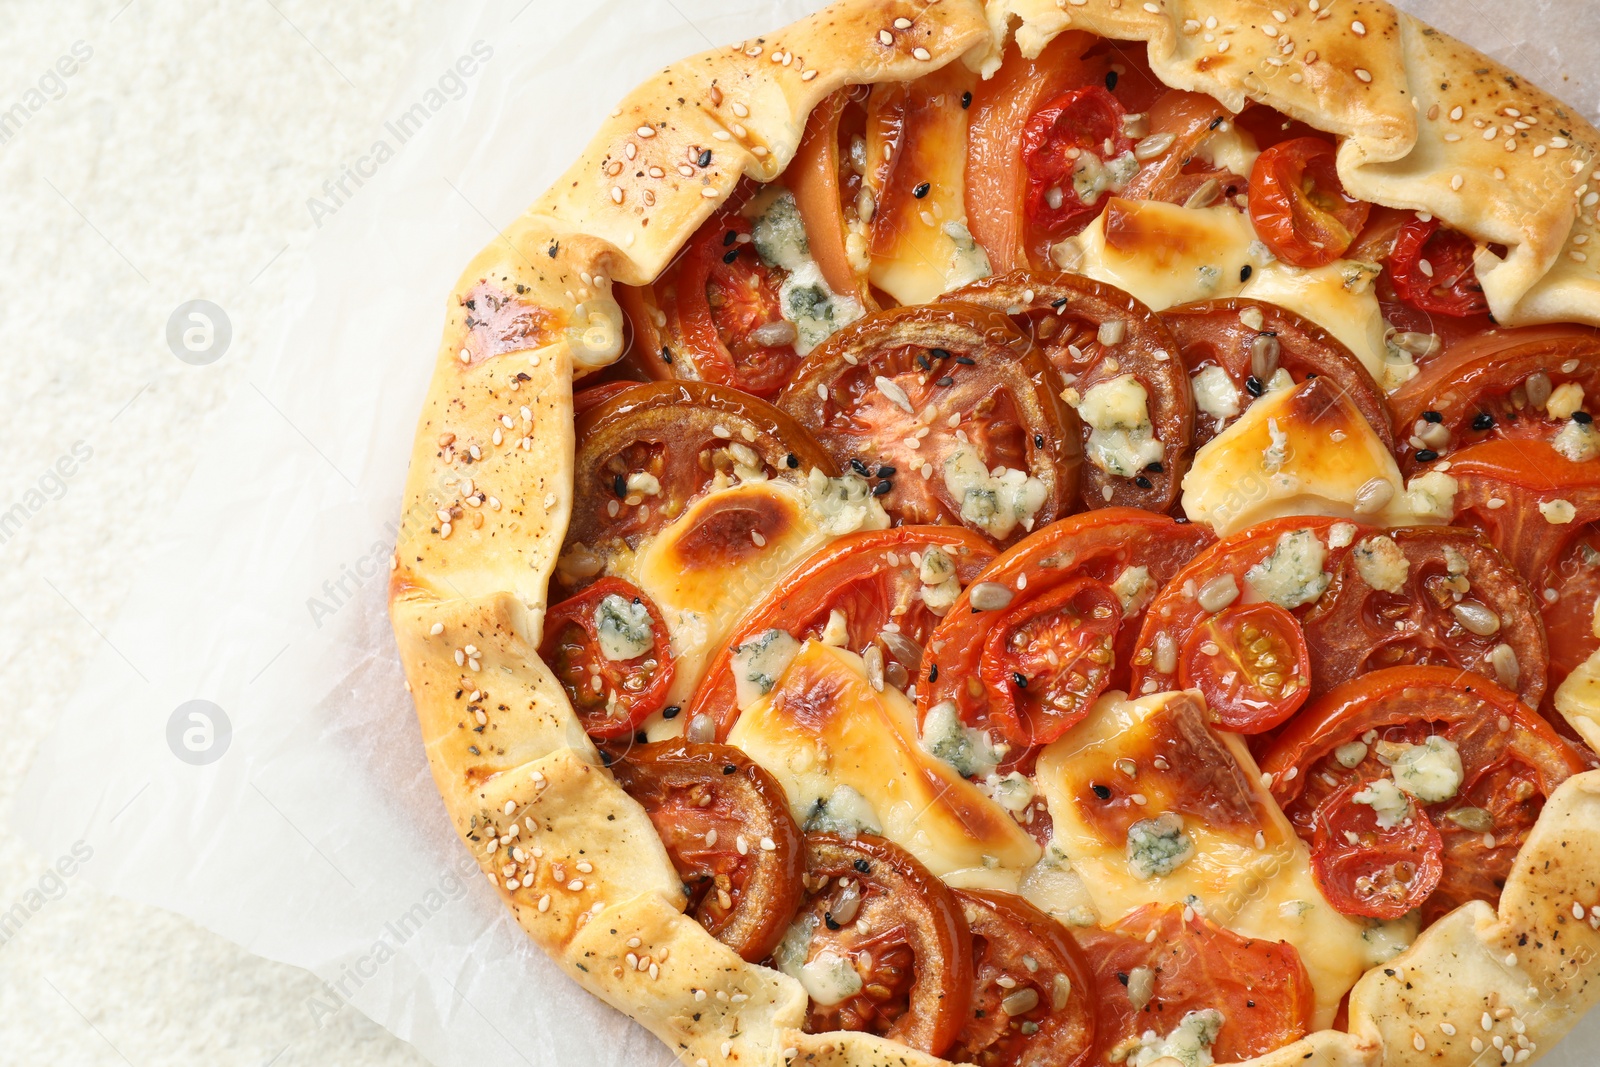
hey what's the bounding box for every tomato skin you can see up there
[1386,216,1489,317]
[1180,602,1310,733]
[1076,904,1314,1065]
[609,741,803,961]
[1248,137,1371,268]
[948,890,1097,1067]
[1120,90,1241,206]
[1021,86,1133,241]
[947,271,1194,514]
[794,834,973,1057]
[540,578,673,738]
[919,509,1214,748]
[1309,776,1445,920]
[688,526,999,738]
[1260,665,1589,921]
[979,577,1121,747]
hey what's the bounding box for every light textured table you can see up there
[0,1,1595,1065]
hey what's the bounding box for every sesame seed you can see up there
[610,187,624,204]
[760,837,776,851]
[1442,1023,1458,1035]
[701,187,718,198]
[538,894,550,912]
[568,879,584,891]
[1352,20,1366,34]
[801,70,818,81]
[913,47,931,61]
[637,126,655,138]
[1414,1034,1426,1051]
[1452,175,1464,190]
[1216,39,1230,53]
[1355,68,1372,82]
[430,622,444,636]
[894,16,912,28]
[1144,2,1159,11]
[877,29,893,45]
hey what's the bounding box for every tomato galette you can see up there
[390,2,1600,1065]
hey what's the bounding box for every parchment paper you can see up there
[14,2,1600,1066]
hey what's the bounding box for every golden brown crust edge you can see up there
[388,2,1600,1065]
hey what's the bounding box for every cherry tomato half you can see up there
[1180,602,1310,733]
[609,741,803,960]
[979,577,1122,747]
[1386,215,1489,317]
[1021,86,1134,242]
[1247,137,1371,268]
[539,577,673,737]
[1308,776,1444,920]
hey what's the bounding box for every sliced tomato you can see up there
[776,304,1080,545]
[1308,776,1444,920]
[572,380,641,416]
[1302,526,1547,705]
[688,527,998,737]
[1128,517,1357,703]
[559,381,834,595]
[920,509,1214,749]
[979,577,1121,747]
[616,205,799,398]
[1076,904,1314,1065]
[609,741,803,960]
[1247,137,1371,268]
[1162,297,1392,450]
[539,578,673,737]
[1180,602,1310,733]
[1120,90,1244,207]
[1260,665,1589,922]
[965,32,1103,272]
[1387,324,1600,471]
[789,88,874,306]
[948,890,1097,1067]
[1386,216,1489,317]
[946,271,1194,513]
[785,834,973,1057]
[1021,86,1134,243]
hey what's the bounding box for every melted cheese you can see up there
[1061,199,1388,378]
[728,641,1041,882]
[1181,377,1440,536]
[1034,690,1372,1028]
[625,479,830,707]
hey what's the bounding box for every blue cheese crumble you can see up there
[730,629,801,709]
[942,445,1047,540]
[749,189,865,355]
[593,594,654,661]
[1125,813,1195,879]
[1127,1008,1225,1067]
[1244,529,1330,608]
[1074,374,1165,478]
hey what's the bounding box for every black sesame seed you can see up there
[1091,783,1112,800]
[600,750,614,766]
[1035,433,1046,449]
[722,247,741,265]
[931,347,952,361]
[1577,411,1594,425]
[662,705,682,719]
[1209,115,1224,130]
[723,229,739,247]
[1105,70,1119,91]
[548,241,560,258]
[1134,475,1153,489]
[785,452,799,468]
[854,858,872,873]
[1245,375,1265,397]
[1145,461,1164,473]
[876,465,897,477]
[961,91,972,109]
[1012,672,1028,689]
[723,764,737,775]
[613,474,628,498]
[913,182,931,199]
[824,913,841,931]
[636,731,649,744]
[929,664,939,683]
[1416,449,1439,462]
[1472,412,1495,431]
[1247,1001,1256,1009]
[936,376,954,387]
[955,355,976,366]
[661,346,673,364]
[1117,971,1130,986]
[872,480,893,497]
[916,353,932,370]
[698,149,713,167]
[1422,410,1443,423]
[1051,297,1068,308]
[1239,264,1253,283]
[850,458,870,476]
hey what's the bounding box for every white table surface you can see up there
[1,1,1596,1065]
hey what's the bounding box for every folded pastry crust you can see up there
[389,2,1600,1064]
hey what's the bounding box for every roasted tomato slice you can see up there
[789,87,875,305]
[572,380,642,416]
[920,509,1213,750]
[1299,525,1548,706]
[776,304,1080,545]
[1179,602,1311,733]
[1162,297,1392,450]
[1386,215,1489,317]
[776,834,972,1057]
[1260,665,1589,922]
[559,381,835,594]
[1247,137,1371,268]
[1120,90,1246,207]
[1077,904,1314,1065]
[979,577,1121,747]
[1021,85,1134,243]
[616,206,800,398]
[688,526,998,737]
[1308,776,1445,920]
[946,271,1193,512]
[609,741,803,960]
[539,577,673,737]
[947,890,1096,1067]
[1449,439,1600,696]
[1387,324,1600,472]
